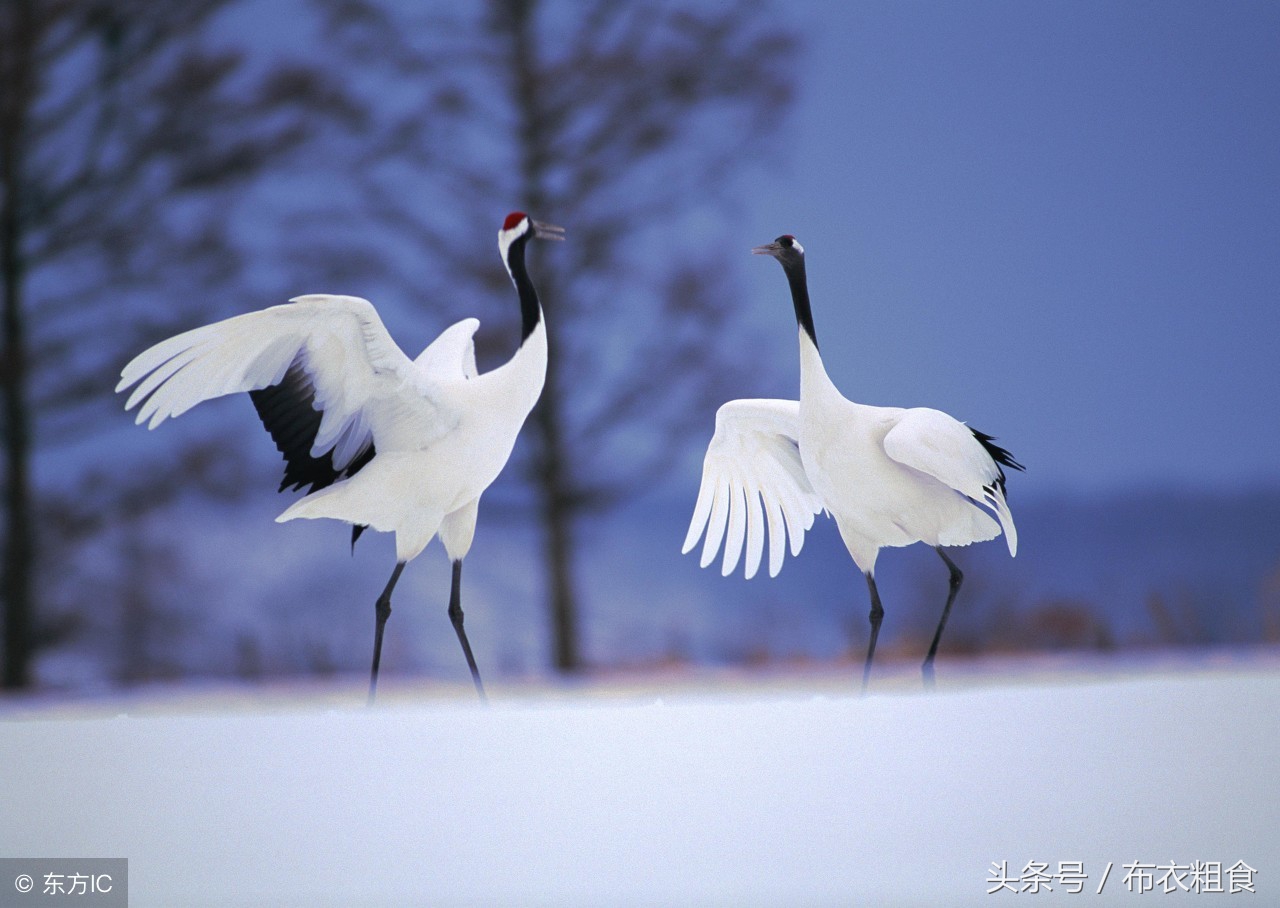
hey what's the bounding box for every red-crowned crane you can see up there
[117,212,564,703]
[683,234,1022,692]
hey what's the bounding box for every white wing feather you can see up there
[116,294,450,462]
[683,399,824,579]
[882,407,1018,555]
[414,318,479,381]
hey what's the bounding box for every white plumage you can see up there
[682,398,823,581]
[684,234,1023,691]
[116,212,563,702]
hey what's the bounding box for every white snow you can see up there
[2,655,1277,907]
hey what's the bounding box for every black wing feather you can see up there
[970,428,1025,495]
[249,356,376,494]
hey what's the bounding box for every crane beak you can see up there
[531,221,566,241]
[751,241,782,257]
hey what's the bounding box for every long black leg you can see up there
[922,548,964,691]
[447,560,487,703]
[861,572,885,695]
[368,561,406,706]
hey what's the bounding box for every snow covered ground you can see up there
[2,652,1277,907]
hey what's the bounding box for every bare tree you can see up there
[307,0,797,670]
[0,0,360,688]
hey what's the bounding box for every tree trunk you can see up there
[506,0,582,671]
[0,0,34,689]
[530,284,582,672]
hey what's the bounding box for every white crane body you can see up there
[796,330,1011,574]
[274,312,547,563]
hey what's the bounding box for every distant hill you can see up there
[39,487,1280,687]
[569,488,1280,669]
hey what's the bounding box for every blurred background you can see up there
[3,0,1278,694]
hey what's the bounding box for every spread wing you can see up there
[882,407,1021,555]
[117,294,453,494]
[683,398,824,579]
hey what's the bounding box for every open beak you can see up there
[532,221,566,241]
[751,241,781,257]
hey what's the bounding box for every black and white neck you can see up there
[496,211,563,345]
[499,212,548,344]
[753,234,817,349]
[780,244,817,349]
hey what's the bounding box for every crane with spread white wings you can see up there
[117,212,564,703]
[683,234,1022,692]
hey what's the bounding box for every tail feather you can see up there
[983,483,1018,556]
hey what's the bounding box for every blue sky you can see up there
[728,1,1280,494]
[82,0,1280,503]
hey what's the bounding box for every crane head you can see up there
[751,234,805,264]
[499,212,565,254]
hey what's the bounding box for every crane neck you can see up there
[798,322,834,403]
[782,258,818,350]
[783,256,840,406]
[504,232,544,344]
